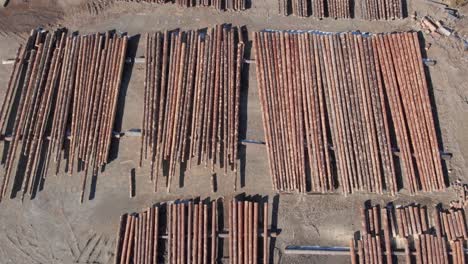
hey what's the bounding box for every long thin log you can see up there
[263,202,268,264]
[203,204,208,264]
[238,201,244,264]
[211,200,217,264]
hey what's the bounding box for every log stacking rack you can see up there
[351,202,467,263]
[279,0,406,20]
[140,24,245,192]
[285,202,467,263]
[117,0,246,11]
[114,197,275,263]
[361,0,405,20]
[0,28,129,203]
[253,30,445,195]
[280,0,352,18]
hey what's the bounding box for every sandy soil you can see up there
[0,0,467,263]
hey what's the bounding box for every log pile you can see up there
[437,208,468,241]
[371,31,444,194]
[361,0,404,20]
[253,30,444,194]
[253,31,334,193]
[114,207,160,263]
[228,198,269,264]
[279,0,351,18]
[452,181,468,209]
[114,197,271,263]
[117,0,246,11]
[393,204,431,237]
[140,25,245,192]
[0,28,128,203]
[166,201,214,264]
[351,202,467,264]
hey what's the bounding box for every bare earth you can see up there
[0,0,467,263]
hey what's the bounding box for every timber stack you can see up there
[280,0,351,18]
[253,30,444,194]
[0,28,128,203]
[117,0,246,11]
[351,202,467,263]
[140,24,245,192]
[361,0,404,20]
[114,197,271,263]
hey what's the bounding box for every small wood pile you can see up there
[0,28,128,203]
[114,197,271,263]
[350,202,467,264]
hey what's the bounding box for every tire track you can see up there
[69,0,114,16]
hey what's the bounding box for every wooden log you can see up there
[253,202,259,264]
[120,215,132,264]
[263,202,268,264]
[382,207,393,264]
[125,215,136,264]
[154,207,159,263]
[211,200,217,264]
[193,203,199,264]
[198,202,203,264]
[187,202,192,264]
[233,199,238,264]
[203,204,208,264]
[350,239,357,264]
[238,201,244,264]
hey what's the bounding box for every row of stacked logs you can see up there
[228,197,269,264]
[115,206,160,263]
[437,209,468,241]
[114,197,271,263]
[361,0,404,20]
[280,0,351,18]
[140,25,245,192]
[253,30,335,193]
[351,202,467,263]
[392,204,430,237]
[280,0,405,19]
[0,28,128,203]
[253,30,444,194]
[117,0,246,11]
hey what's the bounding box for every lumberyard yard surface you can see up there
[0,0,467,263]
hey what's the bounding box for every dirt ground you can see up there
[0,0,467,263]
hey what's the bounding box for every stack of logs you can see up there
[0,28,128,203]
[279,0,351,18]
[253,30,444,194]
[253,30,333,193]
[393,204,431,237]
[351,202,467,264]
[117,0,246,11]
[437,208,468,241]
[361,0,404,20]
[140,25,245,192]
[228,197,270,264]
[115,206,160,263]
[114,197,271,263]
